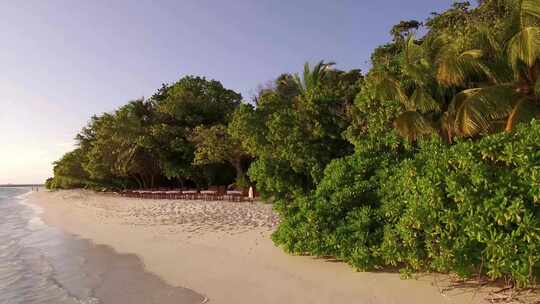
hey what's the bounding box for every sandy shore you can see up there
[28,189,502,304]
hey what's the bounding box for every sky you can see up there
[0,0,456,184]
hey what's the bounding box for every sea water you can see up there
[0,187,205,304]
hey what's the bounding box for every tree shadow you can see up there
[310,256,540,303]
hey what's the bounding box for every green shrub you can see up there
[273,121,540,286]
[45,177,55,190]
[273,151,394,269]
[248,157,308,201]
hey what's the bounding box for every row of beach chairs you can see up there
[120,187,252,202]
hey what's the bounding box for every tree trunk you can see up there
[231,158,245,182]
[178,178,185,189]
[133,175,143,189]
[140,174,149,189]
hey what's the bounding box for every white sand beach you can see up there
[28,190,503,304]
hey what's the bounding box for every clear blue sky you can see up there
[0,0,455,184]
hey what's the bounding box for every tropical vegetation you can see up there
[47,0,540,286]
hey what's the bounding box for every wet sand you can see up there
[29,189,506,304]
[1,188,204,304]
[37,233,206,304]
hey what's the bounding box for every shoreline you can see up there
[29,189,493,304]
[18,189,206,304]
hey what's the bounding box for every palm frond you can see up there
[521,0,540,26]
[505,97,540,131]
[403,36,432,84]
[472,26,502,56]
[469,27,512,84]
[369,70,409,106]
[453,90,494,136]
[449,86,521,136]
[440,111,455,143]
[500,1,523,43]
[295,61,336,94]
[410,88,440,113]
[303,62,312,90]
[470,26,511,84]
[422,34,449,64]
[446,88,481,118]
[292,73,306,94]
[508,26,540,71]
[393,111,437,141]
[436,47,485,87]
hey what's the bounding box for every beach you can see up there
[28,189,498,304]
[0,187,205,304]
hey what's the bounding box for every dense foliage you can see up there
[274,122,540,285]
[229,62,362,200]
[49,77,241,190]
[48,0,540,285]
[269,0,540,286]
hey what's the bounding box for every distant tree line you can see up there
[47,76,243,190]
[48,0,540,286]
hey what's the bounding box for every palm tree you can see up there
[445,0,540,136]
[369,34,485,141]
[291,60,336,95]
[371,0,540,141]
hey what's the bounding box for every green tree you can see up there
[446,0,540,136]
[230,62,362,199]
[191,124,250,184]
[390,20,422,43]
[81,99,162,189]
[150,76,242,186]
[366,0,540,141]
[49,148,90,189]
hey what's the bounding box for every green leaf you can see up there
[522,0,540,25]
[448,86,521,136]
[403,35,431,84]
[436,47,485,87]
[508,27,540,71]
[410,88,440,113]
[369,70,409,106]
[393,111,437,141]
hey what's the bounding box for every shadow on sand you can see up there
[311,255,539,304]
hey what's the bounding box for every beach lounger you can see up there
[226,190,243,202]
[200,190,217,200]
[182,190,198,200]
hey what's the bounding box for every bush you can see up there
[273,121,540,286]
[272,151,395,270]
[248,157,308,201]
[45,177,55,190]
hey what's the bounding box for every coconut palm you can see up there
[291,60,336,95]
[445,0,540,136]
[369,34,485,141]
[371,0,540,141]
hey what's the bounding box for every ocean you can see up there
[0,187,204,304]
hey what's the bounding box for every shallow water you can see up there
[0,187,205,304]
